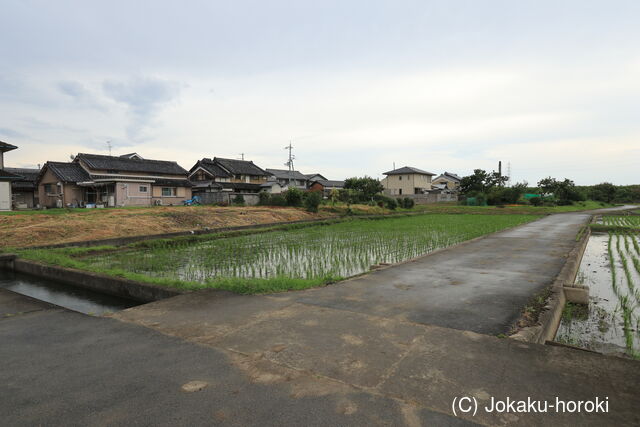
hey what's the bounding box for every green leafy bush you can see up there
[304,191,323,213]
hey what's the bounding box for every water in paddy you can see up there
[85,215,536,284]
[555,233,640,358]
[0,270,138,315]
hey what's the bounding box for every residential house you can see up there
[189,157,270,204]
[432,172,462,191]
[0,141,21,211]
[7,167,40,208]
[381,166,435,196]
[304,173,327,182]
[37,153,191,208]
[309,179,345,197]
[265,169,309,191]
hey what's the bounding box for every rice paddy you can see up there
[556,219,640,359]
[78,214,537,293]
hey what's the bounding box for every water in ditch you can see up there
[0,270,138,315]
[555,232,640,359]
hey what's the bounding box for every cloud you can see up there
[102,77,181,139]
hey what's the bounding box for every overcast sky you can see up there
[1,0,638,184]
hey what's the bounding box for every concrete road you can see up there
[2,211,640,426]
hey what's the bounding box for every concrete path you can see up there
[2,211,639,426]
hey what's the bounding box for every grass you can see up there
[16,213,540,294]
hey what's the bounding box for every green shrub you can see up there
[269,194,287,206]
[385,198,398,210]
[284,188,304,207]
[402,197,415,209]
[258,192,271,206]
[304,191,323,213]
[529,196,542,206]
[232,194,246,206]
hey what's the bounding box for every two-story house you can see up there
[189,157,270,197]
[432,172,462,191]
[381,166,435,196]
[37,153,191,208]
[265,169,309,191]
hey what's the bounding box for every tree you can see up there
[304,191,323,213]
[536,177,583,204]
[589,182,617,203]
[460,169,508,195]
[344,176,384,201]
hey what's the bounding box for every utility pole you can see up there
[284,142,295,187]
[106,140,112,156]
[238,153,245,160]
[498,160,503,186]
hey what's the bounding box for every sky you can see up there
[1,0,638,185]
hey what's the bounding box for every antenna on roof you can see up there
[284,142,295,187]
[106,140,112,156]
[238,153,245,160]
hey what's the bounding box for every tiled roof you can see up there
[265,168,309,181]
[0,141,18,152]
[76,153,187,175]
[46,162,91,182]
[214,157,268,176]
[0,169,23,180]
[305,173,327,180]
[311,179,345,188]
[6,168,39,182]
[383,166,435,176]
[190,159,232,178]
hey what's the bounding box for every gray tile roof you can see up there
[383,166,435,176]
[190,159,232,178]
[214,157,268,176]
[76,153,187,175]
[265,168,309,181]
[0,169,23,180]
[0,141,18,152]
[6,168,39,182]
[46,162,91,182]
[311,179,345,188]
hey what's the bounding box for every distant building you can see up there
[0,141,21,211]
[433,172,462,190]
[37,153,191,208]
[304,173,327,182]
[381,166,435,196]
[309,179,345,197]
[6,167,40,208]
[265,168,309,190]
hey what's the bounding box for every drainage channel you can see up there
[0,270,139,315]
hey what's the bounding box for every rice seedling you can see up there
[79,214,537,291]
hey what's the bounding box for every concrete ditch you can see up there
[3,258,183,303]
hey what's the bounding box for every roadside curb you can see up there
[510,215,592,344]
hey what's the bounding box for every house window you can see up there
[44,183,54,194]
[162,187,177,197]
[139,185,148,193]
[399,188,403,195]
[399,176,402,181]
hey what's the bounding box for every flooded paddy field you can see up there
[556,223,640,359]
[23,214,539,294]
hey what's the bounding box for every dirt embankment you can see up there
[0,206,331,249]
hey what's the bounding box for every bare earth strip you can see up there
[0,206,328,248]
